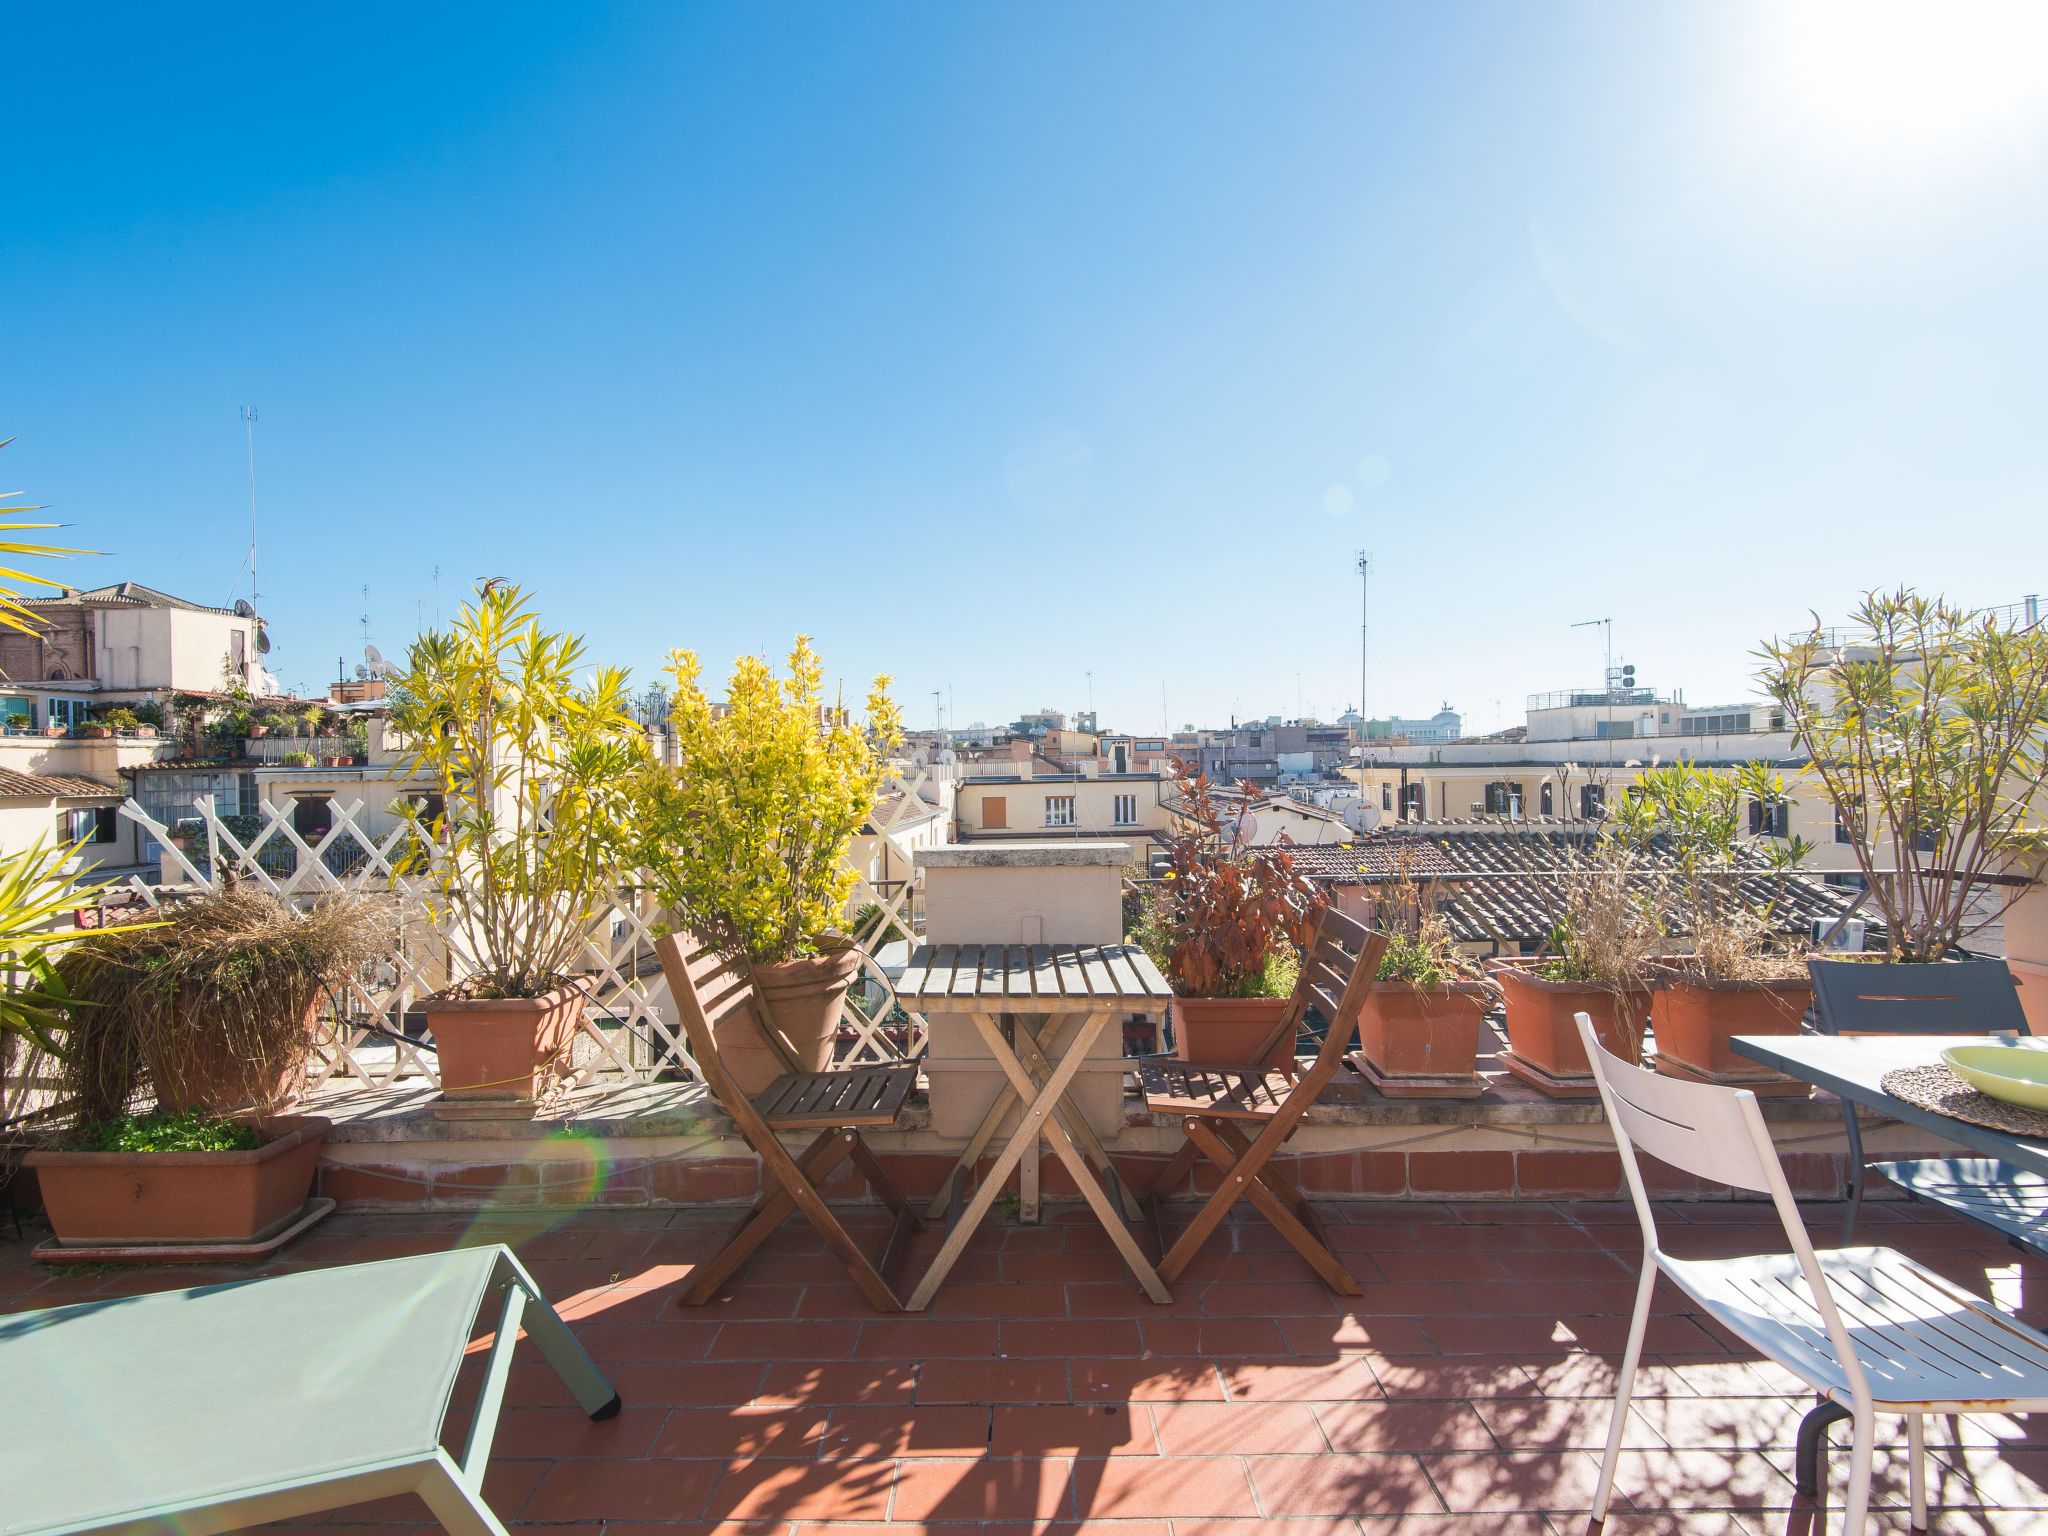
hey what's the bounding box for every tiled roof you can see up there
[862,791,942,834]
[1285,827,1856,944]
[26,582,238,616]
[0,768,121,799]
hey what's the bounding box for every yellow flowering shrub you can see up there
[641,637,900,964]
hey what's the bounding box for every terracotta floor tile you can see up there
[1071,1357,1228,1403]
[483,1402,666,1459]
[816,1404,992,1459]
[1452,1280,1604,1317]
[755,1360,916,1406]
[1340,1282,1477,1316]
[854,1318,1000,1358]
[1198,1282,1345,1317]
[917,1357,1071,1405]
[1418,1450,1609,1515]
[1217,1355,1385,1403]
[1490,1247,1635,1282]
[704,1457,898,1522]
[1313,1400,1499,1454]
[1624,1394,1811,1452]
[708,1321,861,1360]
[1148,1400,1326,1457]
[1469,1395,1662,1453]
[1597,1447,1798,1513]
[1080,1455,1260,1519]
[1003,1248,1136,1284]
[1244,1451,1444,1516]
[610,1359,768,1407]
[523,1457,723,1521]
[1140,1317,1288,1358]
[1352,1519,1552,1535]
[991,1402,1160,1457]
[932,1281,1068,1318]
[576,1320,721,1361]
[1002,1318,1143,1357]
[1366,1355,1544,1400]
[1064,1282,1208,1320]
[1365,1251,1512,1285]
[651,1406,833,1461]
[886,1455,1077,1521]
[1275,1313,1433,1356]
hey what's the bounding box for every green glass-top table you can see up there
[0,1246,619,1536]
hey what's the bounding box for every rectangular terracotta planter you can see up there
[1173,996,1295,1070]
[1650,969,1811,1075]
[1493,964,1650,1076]
[27,1116,329,1246]
[1357,981,1490,1081]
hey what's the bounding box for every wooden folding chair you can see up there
[1137,908,1388,1293]
[653,929,924,1312]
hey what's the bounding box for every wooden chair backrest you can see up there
[651,928,802,1120]
[1808,958,2026,1038]
[1248,904,1382,1073]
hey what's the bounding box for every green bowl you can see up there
[1942,1045,2048,1112]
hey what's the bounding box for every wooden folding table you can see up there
[898,941,1175,1308]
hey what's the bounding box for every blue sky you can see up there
[5,4,2045,735]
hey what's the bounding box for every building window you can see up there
[1381,782,1392,811]
[1484,781,1524,816]
[0,698,30,734]
[1540,783,1554,817]
[1248,734,1262,748]
[1044,795,1076,828]
[1581,784,1606,819]
[1834,798,1862,845]
[1112,793,1137,825]
[982,795,1007,830]
[1749,798,1791,838]
[1595,719,1635,740]
[59,806,116,843]
[1399,782,1425,820]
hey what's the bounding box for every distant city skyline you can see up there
[5,6,2044,730]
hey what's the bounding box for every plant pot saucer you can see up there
[1649,1052,1813,1099]
[1495,1049,1603,1100]
[32,1198,336,1266]
[1347,1051,1485,1100]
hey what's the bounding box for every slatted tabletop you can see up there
[896,943,1173,1012]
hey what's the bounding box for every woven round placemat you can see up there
[1880,1063,2048,1140]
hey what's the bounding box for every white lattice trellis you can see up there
[115,776,935,1092]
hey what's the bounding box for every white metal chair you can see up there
[1576,1012,2048,1534]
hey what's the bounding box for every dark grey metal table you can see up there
[1731,1034,2048,1176]
[1732,1032,2048,1497]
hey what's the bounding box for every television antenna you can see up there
[1573,617,1614,758]
[242,407,259,620]
[1356,551,1371,733]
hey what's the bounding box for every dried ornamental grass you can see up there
[55,886,383,1126]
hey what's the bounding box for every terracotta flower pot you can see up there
[1494,964,1650,1076]
[1650,968,1811,1075]
[1357,981,1490,1080]
[1174,995,1295,1070]
[724,948,862,1096]
[420,985,585,1100]
[148,992,324,1114]
[28,1115,329,1246]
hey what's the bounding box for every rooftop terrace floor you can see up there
[6,1198,2046,1533]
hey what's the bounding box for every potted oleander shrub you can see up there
[1760,589,2048,973]
[1355,863,1492,1092]
[1494,839,1662,1084]
[387,585,649,1102]
[1152,766,1324,1070]
[27,885,378,1247]
[636,637,901,1094]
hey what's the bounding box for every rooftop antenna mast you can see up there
[361,584,371,647]
[932,689,942,732]
[241,407,259,619]
[1356,550,1371,735]
[1572,617,1613,761]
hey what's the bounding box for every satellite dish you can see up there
[363,643,399,679]
[256,629,271,653]
[234,599,256,618]
[1344,803,1382,833]
[354,664,369,680]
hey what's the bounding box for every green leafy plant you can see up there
[1618,760,1813,981]
[1155,765,1324,999]
[1370,862,1483,989]
[0,437,94,633]
[0,837,127,1060]
[1533,842,1668,1047]
[1759,589,2048,962]
[851,901,909,950]
[637,637,900,965]
[56,885,381,1125]
[386,584,649,998]
[71,1108,261,1154]
[281,751,314,767]
[95,706,139,731]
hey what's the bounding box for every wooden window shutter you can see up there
[983,796,1007,829]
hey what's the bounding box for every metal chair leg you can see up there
[1795,1398,1852,1499]
[1839,1102,1868,1247]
